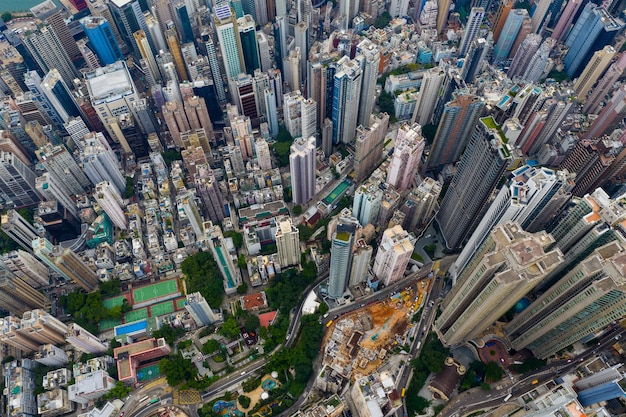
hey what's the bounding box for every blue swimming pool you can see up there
[115,319,148,336]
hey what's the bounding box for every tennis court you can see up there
[125,308,148,322]
[322,180,350,205]
[150,301,174,317]
[103,294,130,309]
[100,318,122,331]
[132,279,179,303]
[175,297,187,310]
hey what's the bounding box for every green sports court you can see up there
[149,300,175,317]
[175,297,187,310]
[322,180,351,205]
[100,318,123,331]
[124,308,148,323]
[103,294,131,310]
[131,279,180,306]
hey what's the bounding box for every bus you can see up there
[139,396,149,403]
[503,394,512,402]
[326,320,333,328]
[149,398,159,404]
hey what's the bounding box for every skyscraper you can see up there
[30,0,82,64]
[436,116,511,250]
[493,9,528,62]
[427,92,484,171]
[574,45,615,103]
[174,2,194,43]
[505,240,626,359]
[412,67,446,126]
[583,53,626,114]
[194,165,226,224]
[1,210,39,253]
[79,132,125,194]
[0,152,41,208]
[215,5,245,80]
[133,30,160,84]
[435,222,563,347]
[522,37,556,82]
[294,22,308,83]
[81,16,123,65]
[332,56,362,144]
[0,270,48,315]
[582,85,626,140]
[451,165,574,281]
[108,0,155,58]
[185,292,220,326]
[564,4,623,78]
[387,123,425,191]
[507,34,542,79]
[459,8,485,56]
[552,0,583,42]
[238,15,260,75]
[37,144,90,196]
[353,182,383,227]
[23,26,81,87]
[165,27,188,82]
[373,225,415,286]
[289,136,316,205]
[356,40,380,128]
[34,238,98,291]
[436,0,451,33]
[275,217,300,267]
[328,220,357,298]
[461,37,489,83]
[530,0,552,33]
[207,223,242,295]
[65,323,107,354]
[94,181,127,230]
[492,0,514,42]
[283,91,317,140]
[353,113,389,182]
[1,250,50,288]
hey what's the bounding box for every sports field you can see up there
[150,300,175,317]
[100,318,123,331]
[175,297,187,310]
[322,180,350,205]
[125,308,148,322]
[136,364,160,382]
[132,279,179,303]
[103,294,131,309]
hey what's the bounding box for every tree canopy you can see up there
[181,251,225,308]
[152,323,185,346]
[159,354,197,386]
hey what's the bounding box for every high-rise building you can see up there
[328,220,357,298]
[194,165,226,224]
[215,5,245,80]
[493,9,528,62]
[177,191,205,240]
[289,136,316,205]
[332,56,362,144]
[164,27,188,83]
[356,40,380,127]
[79,132,125,194]
[0,270,48,315]
[530,0,552,33]
[353,113,389,182]
[65,323,106,354]
[0,316,40,352]
[492,0,514,42]
[31,0,82,64]
[23,26,80,87]
[522,37,555,82]
[26,70,80,131]
[459,8,485,56]
[435,222,563,347]
[564,4,623,78]
[283,91,317,140]
[437,0,451,33]
[349,239,372,286]
[412,67,446,126]
[552,0,583,42]
[37,144,90,196]
[401,178,442,231]
[387,123,425,191]
[353,182,383,227]
[583,53,626,114]
[451,165,574,281]
[134,30,160,84]
[461,37,489,83]
[81,16,123,65]
[0,152,41,208]
[1,210,39,253]
[94,181,127,230]
[86,0,127,55]
[20,309,68,345]
[294,22,308,84]
[237,15,260,76]
[275,217,300,267]
[436,116,511,250]
[1,250,49,288]
[582,85,626,140]
[373,225,415,286]
[185,292,220,326]
[427,92,484,171]
[559,139,617,198]
[574,46,615,103]
[505,240,626,359]
[173,2,194,43]
[207,223,242,295]
[520,94,573,156]
[507,34,542,80]
[108,0,154,58]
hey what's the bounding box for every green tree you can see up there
[318,302,329,315]
[202,339,220,354]
[485,362,503,382]
[236,282,248,294]
[103,381,132,400]
[161,150,182,166]
[238,395,251,408]
[99,279,121,297]
[159,354,197,386]
[152,323,185,345]
[181,251,225,308]
[224,231,243,249]
[374,11,391,28]
[123,176,134,199]
[1,12,13,22]
[292,205,303,215]
[244,314,260,332]
[219,316,241,340]
[237,254,247,269]
[422,123,437,144]
[272,141,291,167]
[406,395,430,414]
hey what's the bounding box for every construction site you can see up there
[319,278,430,382]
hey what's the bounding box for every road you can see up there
[439,325,626,417]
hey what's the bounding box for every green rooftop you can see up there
[335,231,351,241]
[481,116,510,158]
